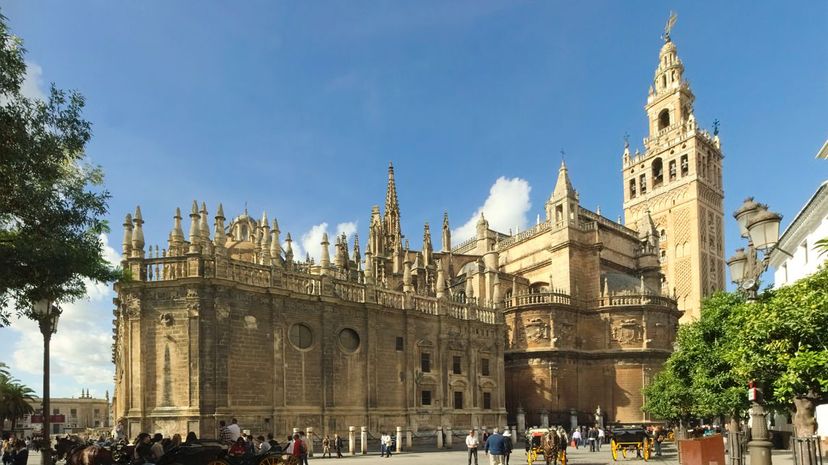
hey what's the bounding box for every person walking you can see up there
[502,431,513,465]
[322,435,331,458]
[298,431,309,465]
[383,433,393,458]
[587,427,597,452]
[571,429,581,449]
[466,429,479,465]
[484,429,506,465]
[597,428,605,451]
[379,432,387,457]
[334,434,343,458]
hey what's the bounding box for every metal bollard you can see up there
[396,426,403,453]
[360,426,367,455]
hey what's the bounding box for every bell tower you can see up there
[622,16,725,322]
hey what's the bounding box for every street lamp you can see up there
[32,298,61,465]
[726,198,784,300]
[726,198,786,465]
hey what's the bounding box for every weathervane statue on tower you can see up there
[663,11,678,42]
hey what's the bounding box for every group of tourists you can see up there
[569,425,605,451]
[127,418,350,464]
[0,437,28,465]
[466,428,514,465]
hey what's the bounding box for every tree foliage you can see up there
[643,292,750,421]
[0,12,119,325]
[0,363,36,430]
[644,268,828,429]
[729,267,828,405]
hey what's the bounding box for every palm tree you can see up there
[0,373,36,430]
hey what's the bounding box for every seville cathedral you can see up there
[112,24,724,440]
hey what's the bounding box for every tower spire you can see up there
[383,162,402,250]
[552,160,578,200]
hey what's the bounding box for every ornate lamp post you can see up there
[726,198,786,465]
[727,198,783,300]
[32,299,61,465]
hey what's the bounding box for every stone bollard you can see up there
[511,426,518,443]
[446,426,453,449]
[406,429,413,450]
[360,426,367,455]
[349,426,356,456]
[437,426,444,449]
[306,427,314,457]
[396,426,403,453]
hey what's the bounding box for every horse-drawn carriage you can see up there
[608,427,652,461]
[525,428,567,465]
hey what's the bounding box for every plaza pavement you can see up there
[32,441,799,465]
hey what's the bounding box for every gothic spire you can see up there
[441,211,451,252]
[131,206,145,258]
[385,162,399,218]
[122,213,133,259]
[552,160,578,200]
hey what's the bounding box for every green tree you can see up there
[0,12,119,325]
[730,267,828,436]
[643,292,750,429]
[0,370,36,430]
[642,360,693,423]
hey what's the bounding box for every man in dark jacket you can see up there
[12,440,28,465]
[484,429,506,465]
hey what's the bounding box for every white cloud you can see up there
[5,234,118,397]
[21,61,47,101]
[285,221,359,263]
[452,177,532,243]
[335,221,358,241]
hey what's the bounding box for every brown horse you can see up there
[66,445,114,465]
[54,436,83,462]
[542,431,564,465]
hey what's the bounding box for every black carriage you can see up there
[609,428,652,461]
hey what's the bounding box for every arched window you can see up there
[652,158,664,188]
[658,109,670,130]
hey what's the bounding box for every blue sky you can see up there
[1,1,825,399]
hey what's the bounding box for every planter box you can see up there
[679,435,726,465]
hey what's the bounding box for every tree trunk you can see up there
[793,395,817,436]
[792,396,819,465]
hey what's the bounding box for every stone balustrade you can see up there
[503,290,677,312]
[129,253,502,325]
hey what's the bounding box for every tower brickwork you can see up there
[622,34,725,322]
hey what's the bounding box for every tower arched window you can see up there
[658,109,670,130]
[652,158,664,188]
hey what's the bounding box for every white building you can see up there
[770,180,828,286]
[768,141,827,444]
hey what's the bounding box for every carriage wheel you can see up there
[559,449,567,465]
[527,448,537,465]
[610,439,618,461]
[642,438,651,461]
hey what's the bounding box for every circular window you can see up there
[338,328,360,353]
[289,323,314,350]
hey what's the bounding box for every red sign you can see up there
[30,414,66,424]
